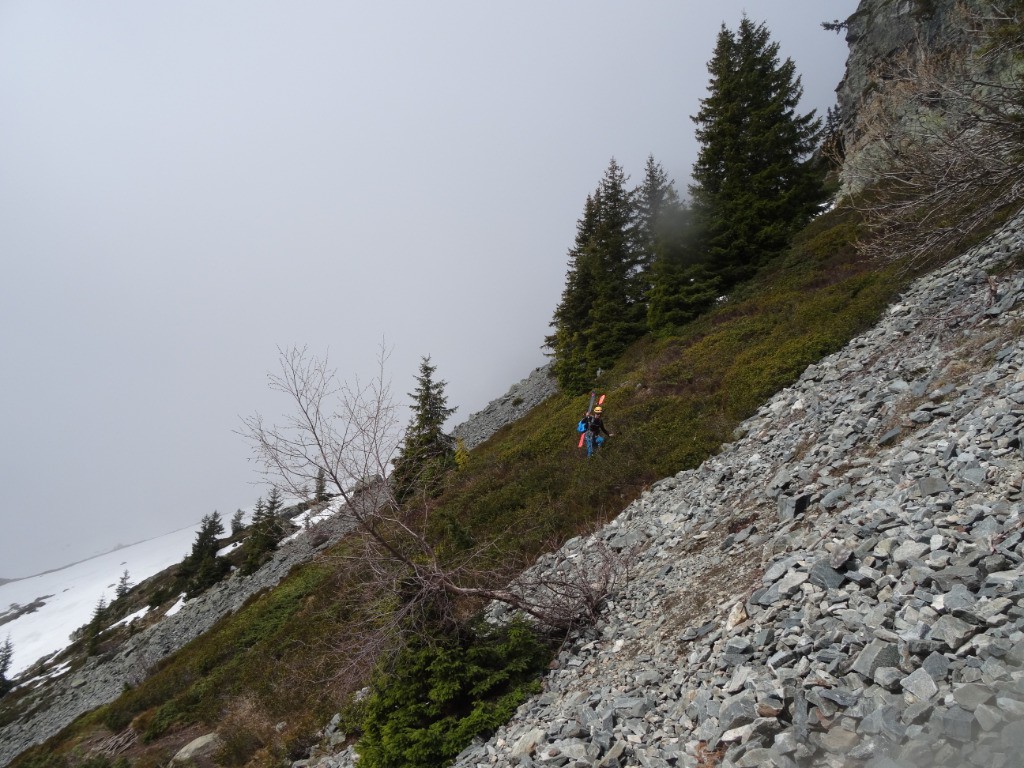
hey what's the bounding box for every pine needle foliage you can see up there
[392,356,458,502]
[690,16,825,289]
[357,621,548,768]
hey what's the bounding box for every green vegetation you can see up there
[357,621,549,768]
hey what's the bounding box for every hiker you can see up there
[581,405,613,456]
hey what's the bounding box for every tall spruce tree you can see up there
[546,159,647,391]
[646,205,721,332]
[584,159,645,373]
[634,155,683,282]
[631,156,719,331]
[690,16,824,289]
[392,356,457,502]
[546,193,601,393]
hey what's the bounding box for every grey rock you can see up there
[922,651,950,681]
[170,733,223,766]
[918,477,951,496]
[873,666,903,691]
[852,640,901,679]
[892,541,930,563]
[952,683,994,711]
[719,692,758,732]
[974,703,1004,731]
[940,705,977,742]
[901,668,938,701]
[819,727,859,753]
[928,615,978,650]
[808,558,846,589]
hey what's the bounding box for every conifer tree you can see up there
[690,16,824,289]
[631,156,720,331]
[392,356,457,502]
[266,487,283,517]
[179,512,229,597]
[115,569,133,600]
[315,467,329,503]
[0,636,13,696]
[241,495,285,575]
[546,194,602,392]
[634,155,683,282]
[230,508,245,535]
[86,596,107,655]
[584,159,645,373]
[646,208,721,332]
[546,159,647,391]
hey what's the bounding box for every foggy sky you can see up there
[0,1,858,579]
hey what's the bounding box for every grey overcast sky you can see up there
[0,1,858,579]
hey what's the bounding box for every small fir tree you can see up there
[265,487,283,517]
[240,495,285,575]
[314,467,329,503]
[115,569,133,600]
[0,636,13,696]
[546,159,649,391]
[86,596,107,655]
[179,512,229,598]
[391,356,457,502]
[230,508,245,536]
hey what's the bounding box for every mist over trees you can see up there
[546,15,827,392]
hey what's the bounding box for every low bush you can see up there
[356,620,550,768]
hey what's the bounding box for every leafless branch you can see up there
[241,345,623,674]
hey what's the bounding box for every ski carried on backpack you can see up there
[577,392,605,448]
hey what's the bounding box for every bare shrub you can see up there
[241,345,624,666]
[216,696,275,766]
[845,1,1024,265]
[505,540,631,633]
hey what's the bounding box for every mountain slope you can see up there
[440,212,1024,768]
[2,199,909,768]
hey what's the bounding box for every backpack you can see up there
[577,419,587,433]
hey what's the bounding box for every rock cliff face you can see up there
[835,0,991,194]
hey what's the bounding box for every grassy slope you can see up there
[7,205,914,768]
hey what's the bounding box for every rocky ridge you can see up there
[301,211,1024,768]
[453,365,558,450]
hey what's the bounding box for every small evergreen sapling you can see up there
[0,636,13,696]
[115,569,133,600]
